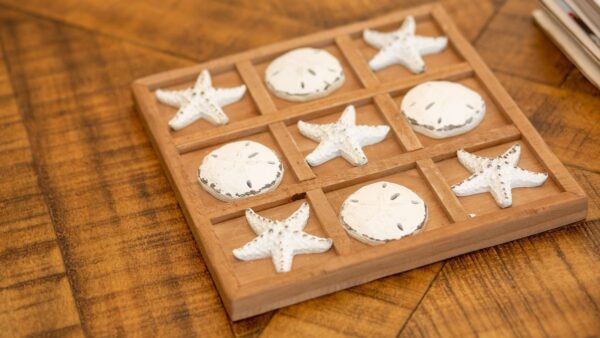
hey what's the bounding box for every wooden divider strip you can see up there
[236,60,277,114]
[237,60,315,181]
[374,94,423,151]
[269,123,315,181]
[416,158,468,222]
[306,189,353,255]
[335,35,379,88]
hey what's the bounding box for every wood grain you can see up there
[0,0,598,336]
[399,221,600,337]
[0,34,84,338]
[0,8,233,337]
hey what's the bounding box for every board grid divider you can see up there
[131,3,587,320]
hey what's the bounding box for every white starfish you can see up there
[363,16,448,73]
[451,144,548,208]
[155,70,246,130]
[297,105,390,166]
[232,202,333,273]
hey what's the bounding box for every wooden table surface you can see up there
[0,0,598,336]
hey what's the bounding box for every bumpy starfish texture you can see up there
[363,16,448,73]
[155,69,246,130]
[232,202,333,273]
[451,144,548,208]
[297,105,390,166]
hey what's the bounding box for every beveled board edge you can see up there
[229,192,586,319]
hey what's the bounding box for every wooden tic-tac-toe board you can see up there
[132,4,587,320]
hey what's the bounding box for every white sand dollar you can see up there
[198,140,284,202]
[340,182,427,245]
[401,81,486,139]
[265,47,345,102]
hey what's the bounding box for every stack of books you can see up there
[534,0,600,88]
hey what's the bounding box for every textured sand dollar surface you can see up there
[265,47,345,102]
[400,81,486,139]
[340,182,428,245]
[197,140,284,202]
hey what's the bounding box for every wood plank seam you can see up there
[0,41,88,335]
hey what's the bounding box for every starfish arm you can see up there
[245,208,272,234]
[291,233,333,255]
[155,88,192,108]
[193,70,212,91]
[305,140,340,166]
[489,176,513,208]
[500,143,521,166]
[398,45,427,74]
[232,233,272,261]
[368,48,401,71]
[339,105,357,126]
[168,101,204,130]
[511,167,548,188]
[297,120,330,142]
[363,28,396,49]
[285,202,310,231]
[271,241,294,273]
[340,137,369,166]
[399,15,416,36]
[355,125,390,147]
[451,172,489,196]
[214,85,247,106]
[201,102,230,125]
[457,149,488,173]
[413,36,448,55]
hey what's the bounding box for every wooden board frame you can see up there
[131,4,587,320]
